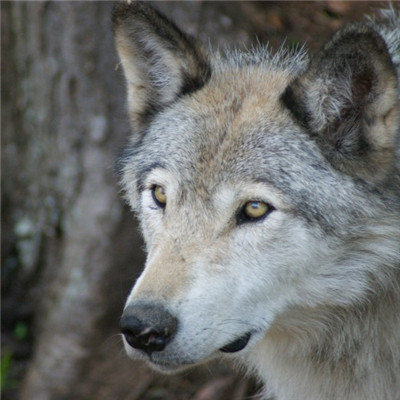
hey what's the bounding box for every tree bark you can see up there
[2,2,142,399]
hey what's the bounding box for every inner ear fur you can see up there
[112,1,211,132]
[282,23,399,185]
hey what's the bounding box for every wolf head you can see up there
[113,2,400,373]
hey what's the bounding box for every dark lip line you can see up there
[146,331,254,368]
[219,331,252,353]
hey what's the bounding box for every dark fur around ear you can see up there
[112,1,211,131]
[282,23,399,184]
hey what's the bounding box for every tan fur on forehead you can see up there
[196,66,291,120]
[177,66,292,185]
[184,66,292,158]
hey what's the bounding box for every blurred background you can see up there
[1,1,389,399]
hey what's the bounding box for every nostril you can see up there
[120,318,171,353]
[119,314,144,347]
[120,304,177,354]
[136,327,169,352]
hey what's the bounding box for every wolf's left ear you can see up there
[112,2,211,131]
[282,24,399,184]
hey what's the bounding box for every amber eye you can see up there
[238,200,273,224]
[244,201,269,218]
[152,185,167,208]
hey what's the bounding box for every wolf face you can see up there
[113,3,400,397]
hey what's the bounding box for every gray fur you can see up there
[113,3,400,399]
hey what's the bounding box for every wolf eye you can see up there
[152,185,167,208]
[244,201,269,219]
[237,201,273,224]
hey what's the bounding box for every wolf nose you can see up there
[120,304,177,354]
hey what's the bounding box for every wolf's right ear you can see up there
[282,23,399,184]
[112,1,211,131]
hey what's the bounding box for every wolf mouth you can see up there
[219,332,252,353]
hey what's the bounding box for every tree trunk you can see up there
[2,2,142,399]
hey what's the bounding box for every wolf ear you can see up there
[112,1,211,132]
[282,24,399,184]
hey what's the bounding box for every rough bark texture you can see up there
[2,2,142,399]
[1,2,387,399]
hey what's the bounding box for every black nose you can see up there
[120,303,178,354]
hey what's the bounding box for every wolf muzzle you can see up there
[120,303,178,354]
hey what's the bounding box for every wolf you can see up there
[112,2,400,399]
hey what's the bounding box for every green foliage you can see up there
[1,350,13,392]
[1,322,29,393]
[13,321,28,341]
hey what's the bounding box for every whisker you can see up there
[101,332,125,351]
